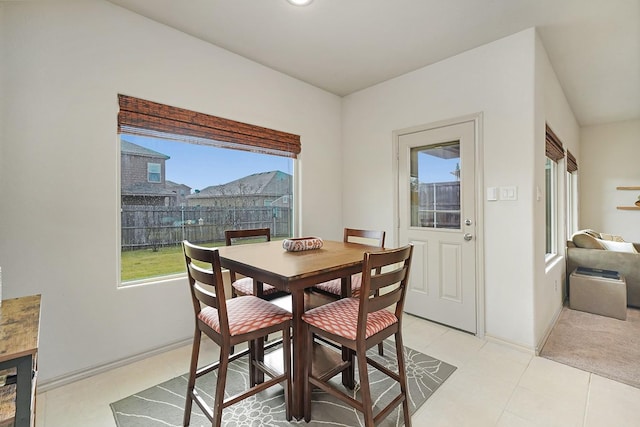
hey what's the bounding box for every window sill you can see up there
[118,269,232,289]
[119,273,186,289]
[544,253,564,273]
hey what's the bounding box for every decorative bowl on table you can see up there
[282,237,324,252]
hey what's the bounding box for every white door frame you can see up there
[392,113,485,338]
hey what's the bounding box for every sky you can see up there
[122,135,458,192]
[418,152,460,183]
[123,135,293,192]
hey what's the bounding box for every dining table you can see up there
[216,239,386,420]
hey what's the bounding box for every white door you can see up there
[398,120,477,333]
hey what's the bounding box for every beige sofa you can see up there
[567,230,640,308]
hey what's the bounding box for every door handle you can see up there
[463,233,473,241]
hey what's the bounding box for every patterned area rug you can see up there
[111,340,456,426]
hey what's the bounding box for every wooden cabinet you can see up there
[0,295,41,427]
[616,186,640,210]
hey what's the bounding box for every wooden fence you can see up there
[121,205,292,250]
[416,181,461,229]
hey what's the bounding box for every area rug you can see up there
[111,340,456,426]
[541,306,640,388]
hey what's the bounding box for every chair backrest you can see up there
[182,240,230,336]
[225,228,271,246]
[343,228,385,248]
[224,228,271,283]
[357,244,413,336]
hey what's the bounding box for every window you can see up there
[545,125,564,258]
[118,95,300,284]
[147,163,161,182]
[409,142,461,229]
[566,150,578,239]
[545,157,557,255]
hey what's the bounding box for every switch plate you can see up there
[500,186,518,201]
[487,187,498,201]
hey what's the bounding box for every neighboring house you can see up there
[187,170,292,208]
[120,140,191,206]
[166,180,191,207]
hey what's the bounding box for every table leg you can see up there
[291,288,305,420]
[341,276,355,389]
[254,280,266,384]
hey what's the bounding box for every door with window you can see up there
[398,120,477,333]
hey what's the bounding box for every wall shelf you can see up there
[616,186,640,209]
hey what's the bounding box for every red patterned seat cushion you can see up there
[313,273,363,297]
[198,296,292,336]
[232,277,279,296]
[302,297,397,340]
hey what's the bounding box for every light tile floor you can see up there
[35,314,640,426]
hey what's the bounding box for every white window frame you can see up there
[545,157,558,260]
[120,137,296,287]
[147,162,161,183]
[566,170,578,240]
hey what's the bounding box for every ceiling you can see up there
[107,0,639,126]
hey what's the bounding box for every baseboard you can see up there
[483,334,536,355]
[37,337,192,393]
[535,300,566,356]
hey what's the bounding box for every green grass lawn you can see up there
[120,237,282,282]
[120,242,221,282]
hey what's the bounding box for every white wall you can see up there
[580,119,640,242]
[342,29,539,348]
[533,33,580,349]
[0,0,342,384]
[0,5,3,185]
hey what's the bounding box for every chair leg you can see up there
[183,330,201,426]
[374,289,384,356]
[394,332,411,427]
[356,342,375,427]
[230,291,237,355]
[249,339,257,387]
[212,345,230,427]
[256,336,265,384]
[304,326,313,423]
[282,324,292,421]
[341,346,355,389]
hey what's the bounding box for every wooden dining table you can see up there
[216,239,385,419]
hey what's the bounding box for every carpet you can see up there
[541,306,640,388]
[111,340,456,426]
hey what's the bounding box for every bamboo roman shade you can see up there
[566,150,578,173]
[117,94,301,158]
[545,124,564,162]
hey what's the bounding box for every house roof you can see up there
[166,180,191,190]
[121,140,170,160]
[189,170,291,198]
[121,182,176,197]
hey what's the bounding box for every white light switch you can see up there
[500,186,518,201]
[487,187,498,201]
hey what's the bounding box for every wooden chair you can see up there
[302,244,414,427]
[312,228,386,355]
[182,240,292,427]
[225,228,283,299]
